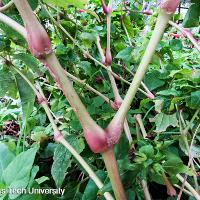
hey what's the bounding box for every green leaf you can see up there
[150,113,178,133]
[0,143,15,182]
[123,16,135,38]
[0,67,17,98]
[163,153,192,176]
[51,144,72,188]
[35,176,49,185]
[139,145,154,158]
[115,47,134,63]
[170,39,183,51]
[28,0,39,10]
[77,61,93,76]
[186,91,200,109]
[144,71,165,91]
[82,170,106,200]
[12,53,41,76]
[3,147,38,199]
[51,136,85,188]
[15,73,35,120]
[183,3,200,28]
[43,0,88,9]
[157,88,181,96]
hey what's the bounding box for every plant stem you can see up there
[123,118,133,144]
[43,4,151,98]
[102,148,127,200]
[135,114,147,138]
[109,10,172,127]
[176,174,200,200]
[60,139,114,200]
[169,21,200,52]
[121,16,133,46]
[183,109,200,135]
[8,61,114,200]
[0,12,26,38]
[121,16,154,98]
[141,179,152,200]
[44,53,104,135]
[0,0,14,12]
[97,31,133,145]
[174,184,193,197]
[64,70,113,106]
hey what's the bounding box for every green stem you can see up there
[9,61,114,200]
[45,53,102,131]
[169,21,200,52]
[176,174,200,200]
[102,148,127,200]
[0,0,14,12]
[183,109,200,135]
[109,10,172,127]
[64,70,113,105]
[42,4,150,98]
[0,12,26,38]
[135,114,147,138]
[141,179,152,200]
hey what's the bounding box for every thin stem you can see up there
[169,21,200,52]
[45,53,103,133]
[110,11,172,126]
[123,118,133,144]
[60,139,114,200]
[64,70,113,105]
[141,179,152,200]
[174,184,193,197]
[121,16,154,98]
[102,148,127,200]
[135,114,147,138]
[121,17,133,46]
[183,109,200,135]
[9,62,114,200]
[176,174,200,200]
[0,0,14,12]
[43,4,150,97]
[0,12,26,38]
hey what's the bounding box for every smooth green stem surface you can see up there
[111,11,172,124]
[102,148,127,200]
[0,12,26,37]
[45,53,102,131]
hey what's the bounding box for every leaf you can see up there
[43,0,89,9]
[12,53,42,76]
[35,176,49,185]
[115,47,134,63]
[139,145,154,158]
[0,143,15,182]
[157,88,181,96]
[182,3,200,28]
[77,61,93,76]
[51,144,72,188]
[123,16,135,38]
[163,153,192,176]
[169,39,183,51]
[15,73,36,120]
[186,91,200,109]
[51,136,85,188]
[3,147,38,199]
[144,71,165,91]
[82,170,106,200]
[0,67,17,98]
[150,113,178,133]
